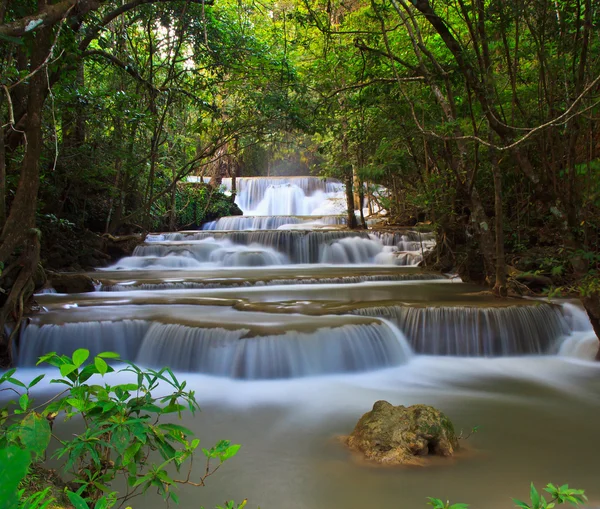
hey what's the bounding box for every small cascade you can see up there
[351,303,574,355]
[18,320,150,365]
[127,230,432,266]
[99,273,446,291]
[108,239,289,269]
[320,237,383,264]
[203,215,347,231]
[18,318,411,379]
[137,321,410,378]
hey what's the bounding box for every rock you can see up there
[581,293,600,361]
[49,273,96,293]
[346,401,459,465]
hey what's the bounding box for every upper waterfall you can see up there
[187,176,347,215]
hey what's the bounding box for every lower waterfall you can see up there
[350,303,583,355]
[18,319,411,379]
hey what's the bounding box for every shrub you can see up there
[0,350,243,509]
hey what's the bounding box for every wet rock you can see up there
[49,273,96,293]
[346,401,458,465]
[582,293,600,361]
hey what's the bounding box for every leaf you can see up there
[513,499,531,509]
[67,491,90,509]
[0,368,16,384]
[95,357,108,375]
[19,412,51,458]
[157,423,194,436]
[28,374,45,389]
[72,349,90,367]
[124,441,142,465]
[19,393,29,411]
[97,351,121,359]
[60,364,78,377]
[6,377,26,388]
[531,483,541,509]
[0,445,30,509]
[220,444,241,462]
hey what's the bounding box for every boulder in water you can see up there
[346,401,458,465]
[50,273,96,293]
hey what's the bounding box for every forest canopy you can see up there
[1,0,599,338]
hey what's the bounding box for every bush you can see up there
[0,350,244,509]
[428,483,587,509]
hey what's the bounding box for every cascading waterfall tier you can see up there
[18,316,411,379]
[350,303,580,355]
[110,230,435,267]
[203,215,347,231]
[99,273,447,291]
[187,176,345,215]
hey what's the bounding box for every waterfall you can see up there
[99,273,447,291]
[126,230,432,266]
[18,320,150,365]
[18,318,411,379]
[350,303,574,355]
[203,215,347,231]
[186,176,345,214]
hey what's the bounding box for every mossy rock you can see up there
[346,401,459,465]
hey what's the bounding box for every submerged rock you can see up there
[346,401,458,465]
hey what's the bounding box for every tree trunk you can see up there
[344,170,358,229]
[168,167,177,231]
[0,26,52,360]
[0,26,52,261]
[0,124,5,229]
[469,187,496,282]
[490,149,506,296]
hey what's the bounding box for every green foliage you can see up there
[513,483,587,509]
[175,184,239,228]
[427,498,469,509]
[428,483,587,509]
[0,350,242,509]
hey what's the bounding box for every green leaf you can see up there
[513,499,531,509]
[72,349,90,367]
[124,441,142,465]
[67,491,90,509]
[95,357,108,375]
[19,412,51,457]
[220,443,241,461]
[60,364,78,377]
[0,446,30,509]
[531,483,541,509]
[28,374,45,389]
[6,377,26,388]
[97,351,121,359]
[19,393,29,411]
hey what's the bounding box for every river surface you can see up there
[12,176,600,509]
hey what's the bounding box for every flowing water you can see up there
[11,176,600,508]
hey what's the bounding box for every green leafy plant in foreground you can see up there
[0,349,243,509]
[428,482,588,509]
